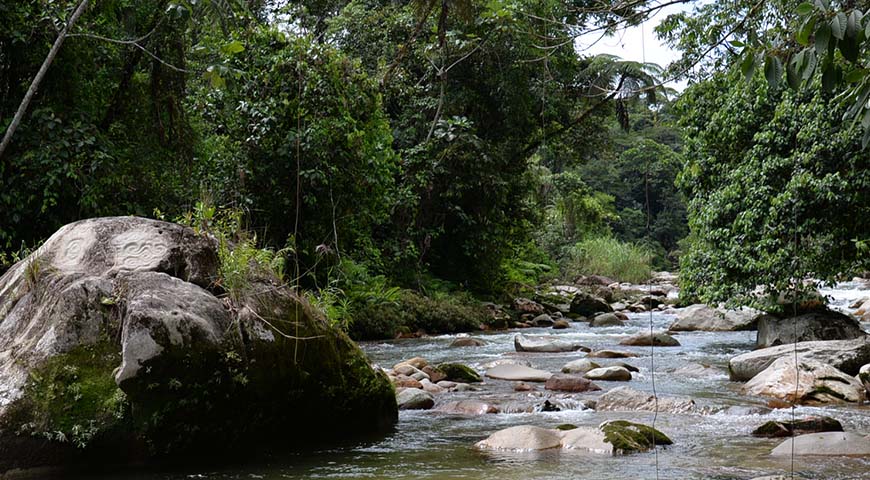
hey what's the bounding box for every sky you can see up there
[577,4,692,91]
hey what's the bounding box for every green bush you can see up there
[567,237,652,284]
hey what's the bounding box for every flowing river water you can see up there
[69,283,870,480]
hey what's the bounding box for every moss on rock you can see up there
[601,420,672,453]
[437,363,482,383]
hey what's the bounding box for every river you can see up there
[67,282,870,480]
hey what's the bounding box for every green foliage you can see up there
[675,68,870,305]
[567,236,653,284]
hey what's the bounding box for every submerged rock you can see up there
[514,334,588,353]
[0,217,397,472]
[728,338,870,381]
[770,432,870,456]
[619,331,680,347]
[552,319,570,329]
[435,400,498,415]
[752,416,844,438]
[475,421,670,454]
[668,304,762,332]
[486,364,552,382]
[756,310,865,348]
[741,357,864,404]
[449,337,486,348]
[596,386,697,414]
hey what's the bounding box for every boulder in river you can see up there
[475,421,670,454]
[486,364,552,382]
[449,337,486,347]
[422,365,447,383]
[596,386,697,414]
[668,304,763,332]
[481,358,532,370]
[0,217,397,472]
[619,331,680,347]
[552,319,570,329]
[513,297,545,315]
[570,292,613,317]
[585,366,632,381]
[752,416,843,438]
[728,337,870,381]
[437,363,482,383]
[741,357,864,404]
[396,388,435,410]
[561,359,600,374]
[587,350,638,359]
[435,400,499,415]
[589,313,624,327]
[545,374,602,392]
[756,310,865,348]
[514,334,589,353]
[770,432,870,456]
[395,357,429,370]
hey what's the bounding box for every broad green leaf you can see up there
[764,56,782,89]
[796,2,814,15]
[832,12,847,40]
[845,68,867,82]
[786,59,801,90]
[221,40,245,55]
[740,52,757,82]
[840,35,860,62]
[801,49,818,80]
[821,62,837,92]
[847,10,862,38]
[815,23,831,54]
[729,40,745,48]
[797,16,816,45]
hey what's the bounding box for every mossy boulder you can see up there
[0,217,397,473]
[600,420,673,453]
[437,363,482,383]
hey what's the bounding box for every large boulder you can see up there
[728,338,870,381]
[585,366,632,382]
[514,334,588,353]
[545,374,601,392]
[595,386,697,414]
[741,357,864,404]
[437,363,482,383]
[475,421,671,454]
[756,310,865,348]
[770,432,870,456]
[589,313,625,327]
[752,417,843,438]
[668,304,762,332]
[485,364,552,382]
[570,292,613,317]
[0,217,397,472]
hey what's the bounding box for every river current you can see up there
[67,282,870,480]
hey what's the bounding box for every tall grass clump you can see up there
[568,237,652,284]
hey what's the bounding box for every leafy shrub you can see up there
[567,237,652,284]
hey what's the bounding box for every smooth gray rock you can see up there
[756,310,865,348]
[561,359,600,374]
[668,304,762,332]
[619,331,680,347]
[742,357,864,404]
[770,432,870,456]
[475,425,563,451]
[585,366,632,381]
[728,337,870,381]
[514,334,588,353]
[485,364,552,382]
[589,312,624,327]
[396,388,434,410]
[596,386,697,414]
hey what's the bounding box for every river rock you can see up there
[619,331,680,347]
[486,364,553,382]
[756,310,865,348]
[577,275,617,286]
[770,432,870,456]
[596,386,697,414]
[397,388,435,410]
[613,361,640,372]
[859,364,870,398]
[395,357,429,370]
[673,363,720,378]
[394,364,425,377]
[476,421,670,454]
[514,334,588,353]
[437,363,482,383]
[570,292,613,317]
[587,350,638,359]
[513,297,545,315]
[481,358,532,369]
[585,366,632,381]
[561,359,601,374]
[514,382,535,391]
[393,375,423,389]
[450,337,486,347]
[728,337,870,381]
[545,374,601,392]
[435,400,499,415]
[552,319,570,329]
[475,425,563,451]
[855,298,870,321]
[752,416,843,438]
[422,365,447,383]
[741,357,864,404]
[419,378,445,394]
[589,313,624,327]
[0,217,398,472]
[668,304,762,332]
[531,313,554,327]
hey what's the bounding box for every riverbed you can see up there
[69,283,870,480]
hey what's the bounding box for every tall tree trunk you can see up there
[0,0,90,160]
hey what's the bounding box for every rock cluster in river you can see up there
[475,421,672,454]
